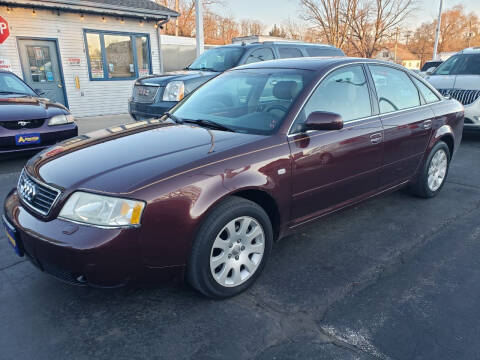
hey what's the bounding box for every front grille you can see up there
[438,89,480,106]
[17,169,61,216]
[41,261,86,286]
[132,85,160,103]
[0,119,45,130]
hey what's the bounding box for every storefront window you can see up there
[85,31,152,81]
[135,36,151,78]
[86,33,104,79]
[104,34,134,79]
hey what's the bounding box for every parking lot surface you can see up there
[1,116,479,359]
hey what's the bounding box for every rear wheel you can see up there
[408,141,450,198]
[187,197,273,299]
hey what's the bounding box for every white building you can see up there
[0,0,178,117]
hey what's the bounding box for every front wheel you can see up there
[187,197,273,299]
[408,141,451,198]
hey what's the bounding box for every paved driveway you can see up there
[1,117,479,359]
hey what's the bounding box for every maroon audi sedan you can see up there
[0,71,78,154]
[3,58,464,298]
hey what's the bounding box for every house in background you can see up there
[0,0,178,117]
[374,45,421,70]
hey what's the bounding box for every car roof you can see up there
[233,57,402,72]
[458,47,480,54]
[210,42,341,50]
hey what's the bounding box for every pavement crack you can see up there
[0,259,27,272]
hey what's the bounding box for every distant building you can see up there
[374,45,421,70]
[0,0,178,117]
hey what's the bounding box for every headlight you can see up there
[163,81,185,101]
[59,192,145,228]
[48,114,75,126]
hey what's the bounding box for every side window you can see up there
[245,48,275,64]
[305,47,344,57]
[292,65,372,133]
[412,77,440,103]
[369,65,421,113]
[278,47,303,59]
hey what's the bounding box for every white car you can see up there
[426,47,480,130]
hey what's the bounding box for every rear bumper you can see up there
[128,100,178,120]
[0,124,78,154]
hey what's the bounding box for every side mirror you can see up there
[426,67,436,75]
[34,89,46,96]
[305,111,343,131]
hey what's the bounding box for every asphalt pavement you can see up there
[1,116,479,359]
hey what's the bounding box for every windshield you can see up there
[433,54,480,76]
[172,68,314,135]
[188,47,246,72]
[0,72,36,96]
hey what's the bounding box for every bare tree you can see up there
[240,20,265,36]
[300,0,356,48]
[300,0,416,57]
[348,0,416,58]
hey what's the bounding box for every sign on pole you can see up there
[0,16,10,44]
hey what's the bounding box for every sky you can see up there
[211,0,480,32]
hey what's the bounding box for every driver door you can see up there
[288,65,384,226]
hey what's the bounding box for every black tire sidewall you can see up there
[188,197,273,299]
[420,142,451,198]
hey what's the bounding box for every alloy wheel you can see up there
[210,216,265,287]
[427,149,448,192]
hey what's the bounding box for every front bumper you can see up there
[3,189,142,287]
[464,100,480,130]
[0,123,78,154]
[128,100,178,121]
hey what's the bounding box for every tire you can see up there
[187,196,273,299]
[408,141,451,198]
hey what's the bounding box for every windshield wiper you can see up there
[0,91,29,95]
[184,119,235,132]
[186,67,219,72]
[163,112,183,124]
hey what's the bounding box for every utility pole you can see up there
[394,27,400,63]
[175,0,179,36]
[433,0,443,60]
[195,0,204,56]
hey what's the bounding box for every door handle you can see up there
[57,84,63,88]
[370,133,382,144]
[423,120,432,130]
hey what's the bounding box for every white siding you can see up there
[0,7,161,117]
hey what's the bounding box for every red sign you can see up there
[0,16,9,44]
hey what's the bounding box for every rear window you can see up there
[412,77,440,103]
[305,46,344,57]
[278,47,303,59]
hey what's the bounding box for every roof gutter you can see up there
[156,16,171,74]
[0,0,179,20]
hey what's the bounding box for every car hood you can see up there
[26,121,264,194]
[0,96,68,121]
[135,70,219,86]
[426,74,480,90]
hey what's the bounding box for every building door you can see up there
[18,39,66,106]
